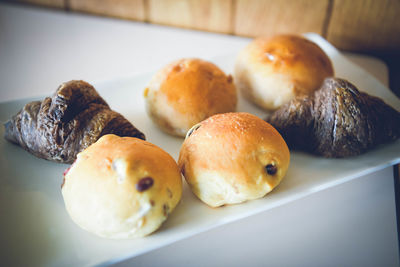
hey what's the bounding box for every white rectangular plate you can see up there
[0,33,399,267]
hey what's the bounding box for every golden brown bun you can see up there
[234,35,334,111]
[61,134,182,239]
[144,58,237,137]
[178,112,290,207]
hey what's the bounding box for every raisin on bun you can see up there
[178,112,290,207]
[61,134,182,239]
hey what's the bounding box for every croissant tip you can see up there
[4,119,11,131]
[3,120,16,143]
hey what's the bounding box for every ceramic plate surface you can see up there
[0,34,399,267]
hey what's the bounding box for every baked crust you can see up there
[178,112,290,207]
[4,80,145,163]
[145,58,237,137]
[265,78,400,157]
[235,35,334,111]
[62,134,182,239]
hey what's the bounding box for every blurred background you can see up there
[2,0,400,97]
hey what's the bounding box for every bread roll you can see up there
[178,112,290,207]
[235,34,334,111]
[144,58,237,137]
[61,134,182,239]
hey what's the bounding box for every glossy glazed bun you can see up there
[61,134,182,239]
[178,112,290,207]
[235,34,334,111]
[144,58,237,137]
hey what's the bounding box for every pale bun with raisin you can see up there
[61,134,182,239]
[178,112,290,207]
[234,34,334,111]
[144,58,237,137]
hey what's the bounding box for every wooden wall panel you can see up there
[147,0,233,33]
[69,0,146,21]
[13,0,64,8]
[327,0,400,52]
[234,0,329,37]
[8,0,400,54]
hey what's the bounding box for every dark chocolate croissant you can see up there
[265,77,400,157]
[4,80,145,163]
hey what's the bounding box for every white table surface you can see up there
[0,3,398,267]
